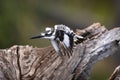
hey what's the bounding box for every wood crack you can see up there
[16,46,22,80]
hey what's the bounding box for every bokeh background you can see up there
[0,0,120,80]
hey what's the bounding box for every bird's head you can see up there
[30,27,55,39]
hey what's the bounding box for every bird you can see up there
[31,25,84,57]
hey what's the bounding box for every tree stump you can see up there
[0,23,120,80]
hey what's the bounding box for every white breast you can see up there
[50,40,59,52]
[63,34,70,47]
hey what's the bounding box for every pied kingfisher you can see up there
[31,25,84,57]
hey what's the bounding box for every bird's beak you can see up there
[30,35,44,39]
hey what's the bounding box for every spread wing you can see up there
[58,32,73,57]
[50,39,72,57]
[53,24,84,57]
[54,24,71,34]
[54,25,74,57]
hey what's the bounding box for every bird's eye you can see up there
[48,31,51,34]
[45,30,52,35]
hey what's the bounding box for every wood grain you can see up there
[0,23,120,80]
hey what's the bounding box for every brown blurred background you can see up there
[0,0,120,80]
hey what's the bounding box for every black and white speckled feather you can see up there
[31,25,84,57]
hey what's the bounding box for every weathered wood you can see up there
[109,65,120,80]
[0,23,120,80]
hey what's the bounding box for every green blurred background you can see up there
[0,0,120,80]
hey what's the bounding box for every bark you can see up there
[0,23,120,80]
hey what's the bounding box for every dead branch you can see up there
[0,23,120,80]
[109,65,120,80]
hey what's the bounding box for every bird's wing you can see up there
[51,38,72,57]
[60,42,73,57]
[54,25,71,34]
[61,34,73,57]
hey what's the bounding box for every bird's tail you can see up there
[74,35,85,45]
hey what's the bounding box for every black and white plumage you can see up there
[31,25,84,57]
